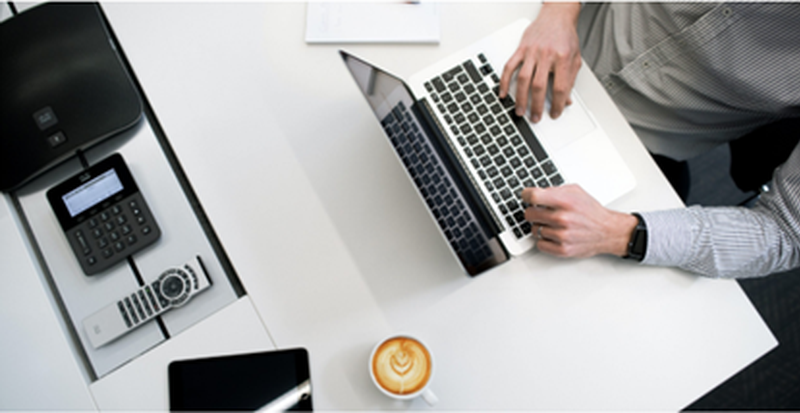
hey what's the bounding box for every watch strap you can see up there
[624,213,647,262]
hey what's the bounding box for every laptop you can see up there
[340,19,635,276]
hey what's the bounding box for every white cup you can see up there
[369,334,438,406]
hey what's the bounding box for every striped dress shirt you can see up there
[576,3,800,277]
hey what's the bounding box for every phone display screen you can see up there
[62,168,124,217]
[168,348,312,412]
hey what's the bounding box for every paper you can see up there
[305,2,440,44]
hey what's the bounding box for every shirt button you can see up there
[722,7,732,17]
[642,60,651,69]
[606,81,614,89]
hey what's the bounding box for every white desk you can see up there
[0,2,777,410]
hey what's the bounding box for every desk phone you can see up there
[47,153,161,275]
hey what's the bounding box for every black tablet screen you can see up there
[168,348,312,411]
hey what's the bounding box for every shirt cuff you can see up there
[638,208,698,267]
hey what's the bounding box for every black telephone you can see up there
[47,154,161,275]
[0,3,142,192]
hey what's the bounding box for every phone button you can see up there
[47,131,67,148]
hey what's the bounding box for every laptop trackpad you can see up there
[531,92,596,153]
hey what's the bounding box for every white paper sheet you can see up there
[305,2,440,44]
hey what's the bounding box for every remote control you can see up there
[83,256,212,349]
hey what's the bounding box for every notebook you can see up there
[340,19,635,276]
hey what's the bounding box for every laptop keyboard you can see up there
[381,101,496,268]
[424,54,564,240]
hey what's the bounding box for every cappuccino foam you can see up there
[372,337,432,395]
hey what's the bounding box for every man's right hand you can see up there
[499,2,582,123]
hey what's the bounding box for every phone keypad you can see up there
[66,193,160,275]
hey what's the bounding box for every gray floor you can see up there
[679,146,800,410]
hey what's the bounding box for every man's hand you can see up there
[499,2,582,123]
[521,185,638,258]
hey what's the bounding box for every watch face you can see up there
[631,230,646,257]
[625,214,647,261]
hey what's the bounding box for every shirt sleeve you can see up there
[639,143,800,278]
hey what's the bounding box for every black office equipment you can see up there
[47,153,161,275]
[169,349,313,411]
[0,3,142,192]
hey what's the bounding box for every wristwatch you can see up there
[624,213,647,262]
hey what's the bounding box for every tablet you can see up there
[168,348,312,411]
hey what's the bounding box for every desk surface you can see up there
[1,2,777,410]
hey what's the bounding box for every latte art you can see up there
[372,337,432,395]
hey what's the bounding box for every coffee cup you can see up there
[369,334,438,406]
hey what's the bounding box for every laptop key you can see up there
[465,60,482,83]
[506,199,519,212]
[507,177,519,188]
[542,160,557,175]
[523,157,535,168]
[432,77,446,92]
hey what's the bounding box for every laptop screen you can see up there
[340,51,507,275]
